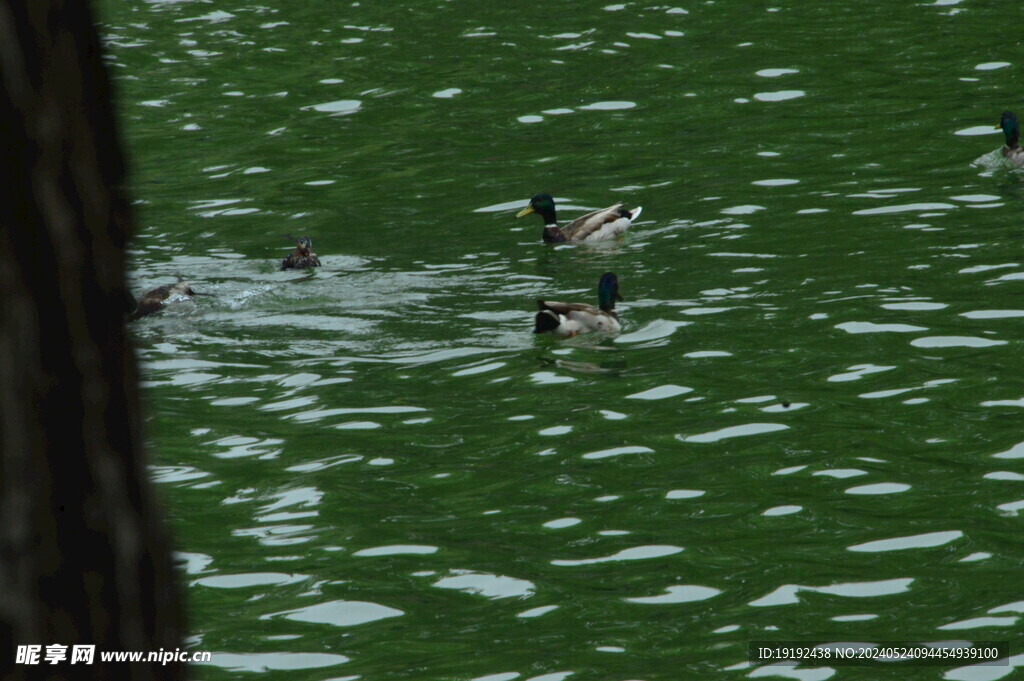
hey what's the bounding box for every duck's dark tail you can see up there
[534,309,561,334]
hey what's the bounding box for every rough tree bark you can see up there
[0,2,185,679]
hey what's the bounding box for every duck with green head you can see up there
[534,272,622,337]
[516,193,642,243]
[998,111,1024,167]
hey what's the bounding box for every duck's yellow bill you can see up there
[516,206,535,218]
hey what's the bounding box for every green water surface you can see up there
[100,1,1024,679]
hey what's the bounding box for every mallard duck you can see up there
[281,235,322,270]
[130,280,206,320]
[534,272,622,337]
[998,111,1024,167]
[516,193,642,243]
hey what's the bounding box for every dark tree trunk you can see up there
[0,2,185,679]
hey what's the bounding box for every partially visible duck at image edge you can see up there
[998,111,1024,167]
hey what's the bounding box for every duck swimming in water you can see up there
[130,280,206,320]
[281,235,322,270]
[534,272,622,337]
[516,193,642,243]
[998,111,1024,168]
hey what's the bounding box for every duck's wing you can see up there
[1006,147,1024,168]
[558,204,624,241]
[537,299,601,316]
[563,205,641,242]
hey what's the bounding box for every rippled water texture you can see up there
[100,0,1024,679]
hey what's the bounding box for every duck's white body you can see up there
[1003,145,1024,168]
[556,205,643,242]
[535,301,621,337]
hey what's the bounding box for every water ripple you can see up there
[353,545,438,557]
[581,445,653,460]
[551,545,683,566]
[751,578,914,607]
[266,599,404,626]
[195,572,305,589]
[626,384,692,400]
[433,571,535,599]
[911,336,1006,348]
[853,202,956,215]
[845,483,911,495]
[678,423,789,443]
[625,585,721,604]
[195,652,350,672]
[753,90,805,102]
[848,530,963,553]
[835,321,926,334]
